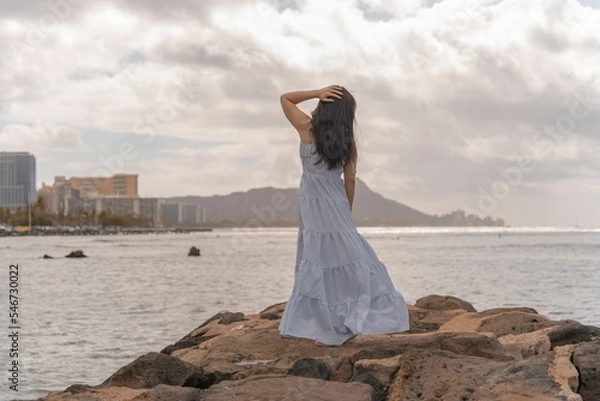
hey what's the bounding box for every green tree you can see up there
[0,207,8,224]
[102,213,129,226]
[33,196,47,214]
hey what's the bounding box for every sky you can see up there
[1,0,599,227]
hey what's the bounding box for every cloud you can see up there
[138,142,297,197]
[0,123,86,151]
[1,0,600,226]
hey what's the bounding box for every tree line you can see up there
[0,197,152,227]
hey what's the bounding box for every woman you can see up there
[278,85,410,346]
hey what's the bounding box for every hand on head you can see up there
[318,85,343,103]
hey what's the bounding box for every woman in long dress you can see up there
[278,85,410,346]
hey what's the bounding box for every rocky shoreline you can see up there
[36,295,600,401]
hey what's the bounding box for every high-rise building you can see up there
[160,202,206,226]
[0,152,36,211]
[161,203,180,226]
[69,174,138,197]
[181,204,203,225]
[38,177,82,216]
[111,174,138,196]
[83,196,161,226]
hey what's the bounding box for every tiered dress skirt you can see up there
[278,143,410,345]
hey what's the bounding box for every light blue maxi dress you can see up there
[278,142,410,345]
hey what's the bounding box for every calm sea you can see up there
[1,227,599,400]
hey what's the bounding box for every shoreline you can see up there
[4,225,600,238]
[0,226,214,237]
[35,294,600,401]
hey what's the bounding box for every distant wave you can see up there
[498,243,600,250]
[358,226,600,235]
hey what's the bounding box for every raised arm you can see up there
[280,86,343,141]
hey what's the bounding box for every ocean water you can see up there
[1,227,599,400]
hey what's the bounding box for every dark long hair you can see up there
[310,87,356,170]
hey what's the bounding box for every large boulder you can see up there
[572,341,600,401]
[408,304,469,333]
[498,327,553,360]
[546,321,600,348]
[162,311,247,355]
[351,356,402,401]
[288,358,330,380]
[41,386,145,401]
[388,349,563,401]
[352,355,402,389]
[100,352,205,389]
[202,375,372,401]
[131,384,204,401]
[498,320,600,360]
[439,308,557,337]
[259,301,287,320]
[414,294,477,312]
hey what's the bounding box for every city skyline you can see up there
[1,0,600,226]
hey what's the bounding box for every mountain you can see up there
[164,178,504,227]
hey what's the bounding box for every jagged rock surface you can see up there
[38,294,600,401]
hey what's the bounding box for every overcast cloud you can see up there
[1,0,599,226]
